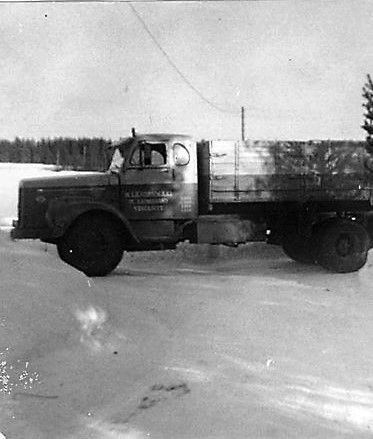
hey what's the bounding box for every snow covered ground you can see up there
[2,163,373,438]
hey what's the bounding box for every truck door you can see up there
[122,138,198,224]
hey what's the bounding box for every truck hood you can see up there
[19,171,112,189]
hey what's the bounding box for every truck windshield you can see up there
[130,142,167,167]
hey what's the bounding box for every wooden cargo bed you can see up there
[197,140,372,209]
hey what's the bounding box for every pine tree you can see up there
[362,74,373,154]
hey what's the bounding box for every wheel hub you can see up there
[336,233,353,257]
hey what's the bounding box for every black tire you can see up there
[315,219,369,273]
[57,214,124,277]
[282,231,316,264]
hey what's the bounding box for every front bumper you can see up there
[10,222,53,241]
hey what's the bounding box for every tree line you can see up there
[2,75,373,173]
[0,137,113,171]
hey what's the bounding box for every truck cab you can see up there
[113,133,198,243]
[11,133,199,276]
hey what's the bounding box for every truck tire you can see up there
[282,231,316,264]
[315,219,369,273]
[57,214,124,277]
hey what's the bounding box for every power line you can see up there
[2,1,287,3]
[128,3,240,115]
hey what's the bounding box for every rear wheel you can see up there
[315,219,369,273]
[57,214,124,277]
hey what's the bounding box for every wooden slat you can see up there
[237,190,304,202]
[238,174,303,191]
[210,191,238,202]
[210,161,235,175]
[322,173,368,190]
[209,140,236,161]
[237,160,275,175]
[211,174,235,191]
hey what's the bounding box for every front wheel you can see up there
[315,219,369,273]
[57,214,124,277]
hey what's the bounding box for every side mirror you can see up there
[173,143,190,166]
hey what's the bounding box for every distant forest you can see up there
[0,137,113,171]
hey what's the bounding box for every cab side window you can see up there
[130,142,167,167]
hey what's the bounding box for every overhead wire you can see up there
[128,3,240,115]
[3,0,287,2]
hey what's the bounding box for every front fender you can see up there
[46,199,139,243]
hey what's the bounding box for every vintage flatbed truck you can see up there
[10,132,373,276]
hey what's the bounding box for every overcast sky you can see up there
[1,0,373,141]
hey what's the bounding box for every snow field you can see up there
[2,163,373,438]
